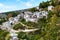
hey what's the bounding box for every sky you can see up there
[0,0,48,13]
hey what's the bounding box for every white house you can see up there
[1,21,11,30]
[24,11,32,18]
[26,18,38,23]
[10,29,18,40]
[20,12,24,18]
[9,16,20,25]
[33,11,40,18]
[24,11,38,23]
[10,33,18,40]
[36,6,43,11]
[9,17,15,24]
[14,17,19,23]
[33,11,48,19]
[24,11,32,15]
[17,14,21,19]
[48,5,54,11]
[41,11,48,16]
[24,14,30,20]
[40,11,48,18]
[36,6,39,10]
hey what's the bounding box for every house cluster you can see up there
[36,5,54,11]
[0,5,54,30]
[0,14,21,40]
[0,14,21,30]
[23,5,54,23]
[23,11,48,23]
[0,5,54,40]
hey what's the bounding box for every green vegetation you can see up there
[39,1,50,8]
[29,7,38,13]
[0,18,7,25]
[0,29,9,40]
[13,23,25,30]
[0,0,60,40]
[5,11,19,17]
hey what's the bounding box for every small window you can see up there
[33,15,37,18]
[30,16,32,18]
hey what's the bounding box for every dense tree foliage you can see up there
[7,13,12,18]
[39,1,50,8]
[50,0,60,6]
[53,5,60,17]
[0,30,9,40]
[29,8,38,13]
[6,11,19,17]
[0,18,7,25]
[13,23,25,30]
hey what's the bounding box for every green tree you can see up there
[53,5,60,17]
[39,1,50,8]
[29,8,38,13]
[50,0,60,6]
[0,30,9,40]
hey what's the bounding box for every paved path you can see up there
[5,21,39,40]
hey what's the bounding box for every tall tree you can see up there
[50,0,60,6]
[53,5,60,17]
[29,8,37,13]
[39,1,50,8]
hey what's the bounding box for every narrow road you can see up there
[6,22,39,40]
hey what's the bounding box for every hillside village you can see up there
[0,5,54,40]
[0,5,54,30]
[0,0,60,40]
